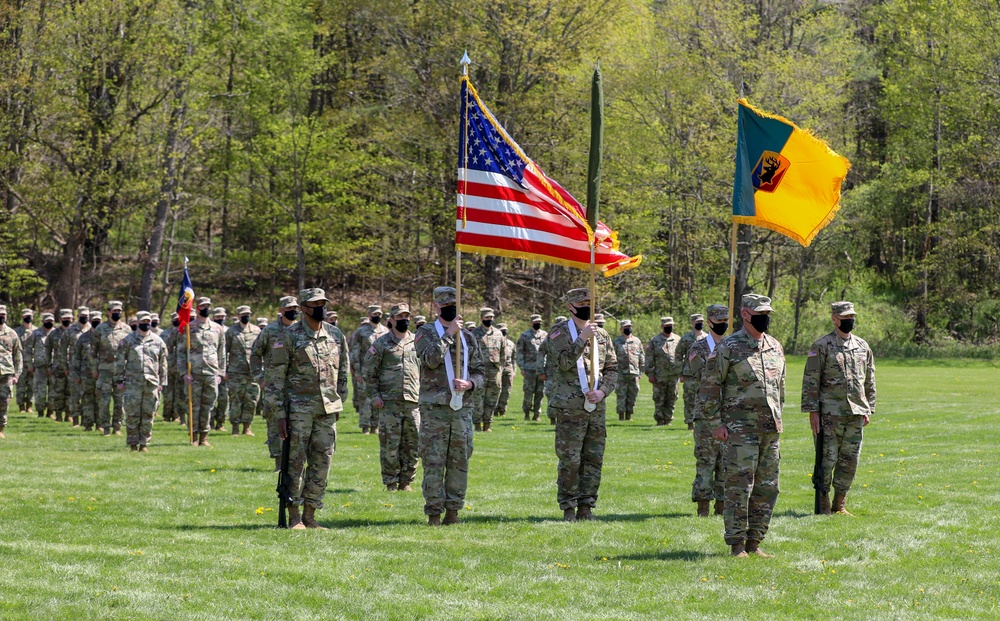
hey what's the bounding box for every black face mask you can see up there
[306,306,326,321]
[481,319,493,328]
[0,317,5,325]
[663,325,673,335]
[172,319,180,327]
[23,317,31,324]
[370,315,381,325]
[213,319,225,325]
[151,321,159,329]
[43,321,54,329]
[571,305,591,321]
[749,313,770,333]
[694,322,704,331]
[61,319,71,327]
[532,322,542,331]
[839,318,855,333]
[623,327,632,336]
[283,309,298,321]
[198,307,210,318]
[240,315,250,325]
[710,321,728,336]
[501,330,508,337]
[110,312,121,322]
[91,320,101,328]
[131,324,138,331]
[79,316,89,325]
[394,319,409,333]
[439,305,457,322]
[138,323,150,332]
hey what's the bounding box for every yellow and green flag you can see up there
[732,99,850,247]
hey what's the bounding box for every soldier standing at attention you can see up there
[178,297,227,446]
[0,305,23,438]
[496,324,516,418]
[211,307,229,430]
[682,304,729,517]
[516,314,547,421]
[413,316,426,328]
[266,288,349,530]
[350,305,388,435]
[159,313,179,422]
[593,313,606,330]
[646,316,682,426]
[364,303,421,492]
[30,313,55,419]
[676,313,707,430]
[46,309,74,422]
[612,320,644,421]
[802,301,876,516]
[348,317,367,419]
[414,287,485,526]
[540,315,566,425]
[14,309,33,413]
[150,314,163,336]
[226,305,262,436]
[62,306,91,427]
[701,294,785,558]
[92,302,132,435]
[547,289,618,522]
[73,312,102,431]
[471,307,506,432]
[116,311,168,452]
[257,317,269,329]
[252,296,300,469]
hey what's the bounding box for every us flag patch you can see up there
[273,341,284,349]
[414,333,422,343]
[689,350,698,361]
[368,346,376,355]
[550,330,561,340]
[807,351,818,357]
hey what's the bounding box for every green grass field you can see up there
[1,357,998,620]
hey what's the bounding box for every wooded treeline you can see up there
[1,0,999,350]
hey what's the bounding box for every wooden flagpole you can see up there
[456,52,471,376]
[184,258,194,444]
[728,220,738,334]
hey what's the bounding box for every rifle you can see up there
[812,426,827,515]
[276,425,292,528]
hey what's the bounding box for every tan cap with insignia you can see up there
[42,312,55,321]
[236,305,251,315]
[480,307,495,319]
[498,323,508,331]
[565,288,590,304]
[620,319,632,328]
[389,303,410,317]
[414,315,426,325]
[368,304,382,316]
[464,321,476,330]
[77,306,90,315]
[59,308,73,319]
[279,295,299,308]
[108,300,123,311]
[300,288,329,304]
[91,311,102,319]
[21,308,33,317]
[136,311,152,322]
[706,304,729,322]
[594,313,605,323]
[660,316,674,326]
[212,307,226,317]
[690,313,704,322]
[433,287,457,305]
[831,301,856,317]
[257,317,269,326]
[530,314,542,322]
[554,316,567,323]
[196,297,212,307]
[742,294,773,312]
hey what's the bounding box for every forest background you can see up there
[1,0,998,355]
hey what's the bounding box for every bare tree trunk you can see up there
[55,207,85,309]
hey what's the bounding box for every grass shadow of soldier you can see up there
[602,550,718,562]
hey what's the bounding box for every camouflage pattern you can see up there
[115,330,168,446]
[645,331,682,424]
[683,336,725,501]
[414,317,485,515]
[349,319,388,429]
[497,334,516,416]
[364,328,421,486]
[264,319,348,508]
[91,320,132,431]
[377,401,420,486]
[62,321,90,420]
[251,318,294,458]
[676,329,707,424]
[213,376,229,428]
[72,327,99,428]
[0,323,24,427]
[45,322,72,413]
[28,326,52,413]
[159,326,179,421]
[546,318,618,510]
[470,323,506,425]
[516,324,547,416]
[612,333,644,417]
[14,320,33,410]
[175,319,226,434]
[700,328,786,545]
[226,321,262,425]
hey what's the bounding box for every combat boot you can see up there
[819,492,832,515]
[372,426,379,436]
[697,500,710,517]
[524,412,531,421]
[730,542,748,558]
[288,505,305,530]
[386,483,398,492]
[302,505,327,530]
[0,425,6,439]
[399,484,413,492]
[482,421,492,433]
[54,412,62,422]
[84,425,92,432]
[832,492,852,515]
[198,432,211,447]
[443,509,461,525]
[130,444,138,452]
[139,446,148,453]
[576,505,593,521]
[625,413,632,421]
[618,412,625,421]
[103,427,111,436]
[428,514,441,526]
[231,423,240,436]
[563,508,576,522]
[474,423,482,432]
[242,423,254,436]
[714,500,724,515]
[532,413,540,421]
[362,426,370,435]
[113,429,122,436]
[72,416,81,428]
[549,418,555,425]
[745,540,773,558]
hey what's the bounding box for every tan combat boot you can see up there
[730,542,748,558]
[745,540,773,558]
[697,500,710,517]
[819,493,832,515]
[428,514,441,526]
[386,483,398,492]
[302,505,327,530]
[231,423,240,436]
[288,505,305,530]
[0,425,6,439]
[362,426,371,435]
[72,416,81,428]
[832,492,852,515]
[242,423,254,436]
[130,445,138,452]
[482,421,492,433]
[139,446,149,453]
[474,423,482,432]
[714,500,724,516]
[576,506,593,521]
[198,432,211,447]
[443,509,461,525]
[563,508,576,522]
[399,484,413,492]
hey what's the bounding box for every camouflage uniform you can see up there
[252,299,298,459]
[62,307,91,424]
[645,317,681,425]
[29,316,54,416]
[515,315,547,420]
[471,308,506,430]
[210,308,229,429]
[676,315,707,426]
[497,326,516,417]
[415,287,486,518]
[226,308,262,430]
[176,301,226,438]
[150,314,163,337]
[548,291,618,514]
[0,307,24,433]
[612,321,644,421]
[14,311,33,411]
[801,301,876,500]
[349,307,388,432]
[45,309,74,417]
[364,303,421,489]
[159,318,179,422]
[540,316,566,424]
[701,295,785,550]
[263,289,348,510]
[72,314,101,430]
[91,304,133,433]
[115,312,168,448]
[348,318,368,418]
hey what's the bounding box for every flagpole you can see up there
[586,63,604,393]
[728,220,738,334]
[456,51,471,379]
[184,258,194,444]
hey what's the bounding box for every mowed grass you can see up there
[1,358,998,620]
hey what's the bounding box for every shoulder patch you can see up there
[368,345,376,355]
[550,330,560,340]
[807,350,818,357]
[414,332,422,343]
[273,341,284,349]
[689,349,698,361]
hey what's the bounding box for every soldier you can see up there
[471,308,506,432]
[116,311,168,451]
[252,296,300,468]
[349,305,388,435]
[92,301,132,435]
[414,286,485,526]
[0,305,23,438]
[547,289,618,521]
[257,317,269,329]
[348,316,368,420]
[328,310,339,328]
[45,308,74,422]
[73,312,102,431]
[496,323,516,418]
[682,304,729,517]
[150,313,163,336]
[14,309,34,413]
[178,297,227,446]
[464,321,476,331]
[128,316,138,332]
[266,288,348,530]
[516,314,547,421]
[364,303,420,492]
[30,312,55,418]
[594,313,606,329]
[612,319,644,421]
[226,305,261,436]
[413,316,427,328]
[211,307,230,430]
[159,313,179,422]
[645,316,682,426]
[676,313,708,430]
[62,306,91,427]
[540,315,567,425]
[701,294,785,558]
[802,301,876,516]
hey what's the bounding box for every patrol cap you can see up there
[0,305,6,315]
[59,308,73,319]
[831,301,856,317]
[299,288,328,304]
[91,311,102,319]
[564,288,590,304]
[21,308,33,317]
[360,317,369,325]
[389,303,410,317]
[368,304,382,316]
[257,317,268,327]
[170,312,179,320]
[108,300,123,311]
[329,310,338,320]
[77,306,90,315]
[530,314,542,322]
[620,319,632,328]
[742,293,773,312]
[196,297,212,307]
[498,323,508,331]
[150,313,160,321]
[433,286,457,305]
[42,312,55,321]
[464,321,476,330]
[555,316,567,323]
[480,307,495,319]
[594,313,605,323]
[212,307,226,317]
[414,315,426,326]
[236,305,251,315]
[128,316,137,324]
[136,311,152,322]
[660,316,674,326]
[279,295,299,309]
[706,304,729,322]
[690,313,704,322]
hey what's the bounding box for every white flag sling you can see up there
[567,320,599,412]
[435,319,469,411]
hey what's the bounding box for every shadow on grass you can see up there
[603,549,719,562]
[773,509,812,518]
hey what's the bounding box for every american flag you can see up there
[456,77,641,276]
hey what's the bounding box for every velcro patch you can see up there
[273,341,283,349]
[414,333,422,343]
[550,330,561,340]
[807,350,818,357]
[368,346,376,355]
[688,350,698,361]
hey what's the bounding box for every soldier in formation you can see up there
[28,312,55,418]
[14,309,33,413]
[62,306,91,427]
[645,316,681,426]
[471,307,506,432]
[115,311,168,451]
[44,308,73,422]
[350,305,387,435]
[363,303,420,492]
[801,301,876,516]
[252,295,300,468]
[676,313,707,430]
[178,297,226,446]
[159,313,179,422]
[72,312,102,431]
[0,305,23,438]
[515,314,546,421]
[496,323,515,418]
[540,315,566,425]
[226,305,261,436]
[211,307,229,430]
[92,301,131,435]
[612,319,644,421]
